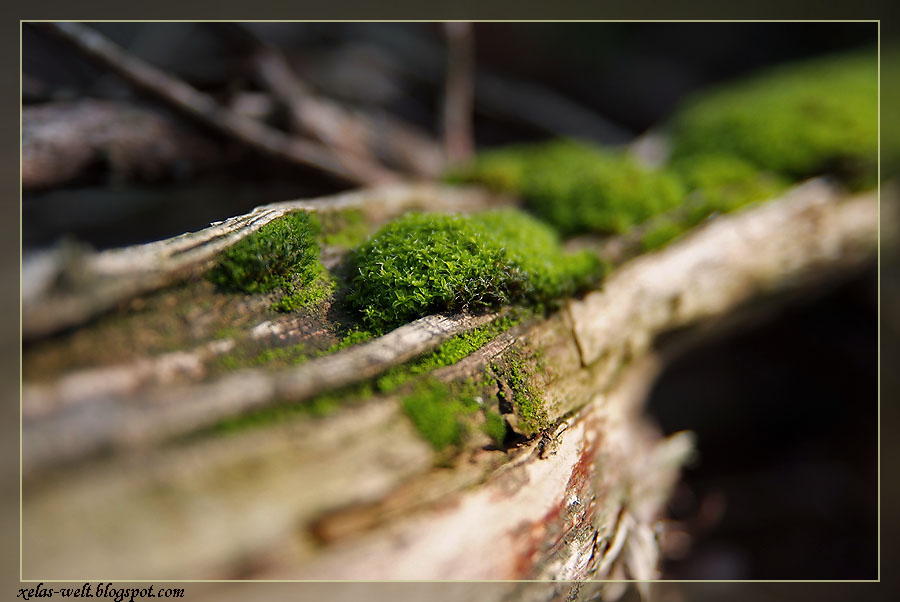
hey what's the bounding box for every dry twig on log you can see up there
[36,22,401,186]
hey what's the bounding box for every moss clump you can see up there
[208,212,327,311]
[640,154,790,252]
[346,209,604,332]
[269,274,333,312]
[669,50,877,188]
[881,46,900,175]
[448,140,685,235]
[673,153,789,218]
[402,380,467,450]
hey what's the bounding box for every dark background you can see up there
[19,21,884,583]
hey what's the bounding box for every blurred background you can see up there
[20,22,885,583]
[22,22,880,249]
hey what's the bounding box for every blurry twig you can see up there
[349,24,634,145]
[37,22,400,186]
[442,22,475,162]
[252,43,444,177]
[22,99,225,190]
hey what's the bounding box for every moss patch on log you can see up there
[401,376,510,452]
[345,209,605,332]
[447,140,685,235]
[211,342,311,374]
[640,154,790,251]
[401,379,478,451]
[207,211,330,312]
[491,349,550,438]
[668,50,877,188]
[375,313,523,393]
[317,208,371,249]
[198,314,519,438]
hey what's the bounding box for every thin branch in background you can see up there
[22,99,226,191]
[252,43,444,177]
[356,24,634,146]
[442,22,475,163]
[36,22,401,186]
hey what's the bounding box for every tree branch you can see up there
[252,44,444,177]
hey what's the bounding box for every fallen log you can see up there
[21,177,884,590]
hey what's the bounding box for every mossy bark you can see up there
[22,180,884,596]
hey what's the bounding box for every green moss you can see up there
[401,379,484,451]
[444,142,545,192]
[211,342,310,373]
[672,153,789,219]
[640,154,790,252]
[376,313,522,392]
[207,212,327,312]
[346,209,605,332]
[202,380,375,435]
[669,50,877,187]
[317,208,370,249]
[212,326,241,340]
[448,140,685,235]
[321,328,376,355]
[640,217,686,251]
[882,46,900,175]
[270,273,334,312]
[202,315,520,438]
[491,350,549,437]
[482,409,508,447]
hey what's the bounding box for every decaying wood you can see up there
[22,179,883,587]
[37,22,400,186]
[21,314,689,582]
[22,99,226,191]
[22,182,507,340]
